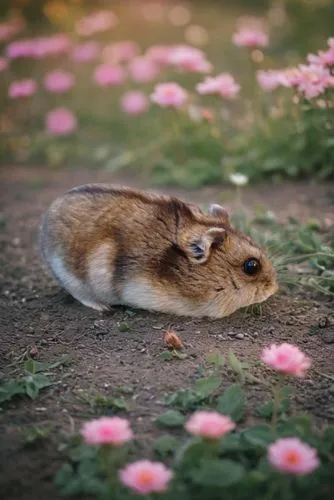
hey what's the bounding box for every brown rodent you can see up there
[39,184,278,318]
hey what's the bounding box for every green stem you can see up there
[271,375,284,433]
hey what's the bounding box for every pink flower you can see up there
[0,57,8,72]
[76,10,118,36]
[261,343,311,377]
[278,67,303,87]
[308,49,334,67]
[94,64,125,87]
[102,41,140,63]
[8,79,37,98]
[44,70,75,94]
[151,82,188,108]
[168,45,212,73]
[297,64,334,99]
[81,417,133,446]
[268,438,320,476]
[0,18,24,42]
[46,108,77,136]
[256,70,283,91]
[119,460,173,495]
[71,42,100,63]
[232,27,269,48]
[35,34,71,58]
[121,91,149,115]
[185,411,236,439]
[145,45,173,67]
[196,73,240,99]
[128,56,160,83]
[7,34,70,59]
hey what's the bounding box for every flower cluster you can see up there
[72,342,321,496]
[256,37,334,99]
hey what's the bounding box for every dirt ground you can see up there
[1,166,334,500]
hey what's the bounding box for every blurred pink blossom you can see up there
[7,39,35,58]
[44,70,75,94]
[151,82,188,108]
[7,34,70,59]
[120,91,149,115]
[185,411,236,439]
[35,34,71,58]
[94,64,125,87]
[119,460,173,495]
[268,438,319,476]
[196,73,240,99]
[103,41,140,63]
[0,57,8,72]
[278,67,303,87]
[307,47,334,67]
[256,70,283,91]
[232,27,269,48]
[168,45,212,73]
[128,56,160,83]
[0,18,24,42]
[8,79,37,98]
[145,45,173,67]
[76,10,118,36]
[81,416,133,446]
[46,108,77,136]
[261,343,311,377]
[71,42,100,62]
[297,64,334,99]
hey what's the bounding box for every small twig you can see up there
[314,369,334,382]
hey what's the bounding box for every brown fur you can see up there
[40,184,278,318]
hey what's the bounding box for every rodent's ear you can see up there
[188,227,226,264]
[208,204,230,224]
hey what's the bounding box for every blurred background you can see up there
[0,0,333,187]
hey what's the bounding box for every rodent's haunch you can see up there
[39,184,278,318]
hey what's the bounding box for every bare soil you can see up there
[0,166,334,500]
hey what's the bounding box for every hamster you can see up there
[39,184,278,318]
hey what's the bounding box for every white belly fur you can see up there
[50,255,112,311]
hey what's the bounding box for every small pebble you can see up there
[236,333,244,340]
[318,316,329,328]
[322,331,334,344]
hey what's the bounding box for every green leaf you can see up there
[157,410,186,428]
[192,459,245,487]
[322,425,334,453]
[217,384,245,422]
[24,374,53,399]
[207,352,225,370]
[174,438,206,467]
[256,386,293,419]
[54,463,75,490]
[164,389,202,411]
[118,321,131,332]
[93,394,128,412]
[220,433,244,453]
[0,380,25,403]
[228,351,244,375]
[277,415,312,438]
[160,351,174,361]
[195,375,222,398]
[24,355,70,374]
[154,435,179,457]
[241,424,275,448]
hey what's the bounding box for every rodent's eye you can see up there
[243,258,261,276]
